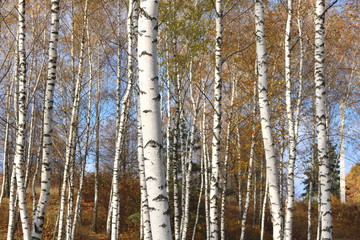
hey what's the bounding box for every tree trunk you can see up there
[137,100,152,240]
[71,25,93,238]
[138,0,172,238]
[260,181,268,240]
[240,83,257,240]
[339,101,346,203]
[57,1,88,239]
[110,1,138,239]
[284,0,297,239]
[0,85,12,206]
[255,0,283,238]
[314,0,333,239]
[210,1,222,239]
[13,0,31,238]
[180,77,199,240]
[92,53,101,234]
[31,2,60,239]
[220,78,236,240]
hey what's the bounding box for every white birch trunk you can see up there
[255,0,283,238]
[220,78,236,240]
[7,165,17,240]
[240,83,256,240]
[138,102,152,240]
[180,79,199,240]
[138,0,172,238]
[173,70,181,240]
[13,0,31,238]
[260,181,268,240]
[110,1,138,239]
[31,1,60,238]
[316,182,321,240]
[57,1,88,239]
[339,101,346,203]
[314,0,333,239]
[284,0,297,239]
[165,56,172,197]
[92,52,101,233]
[191,139,205,240]
[210,1,222,239]
[70,29,93,239]
[295,0,304,141]
[0,85,12,206]
[202,88,210,239]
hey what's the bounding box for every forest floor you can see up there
[0,186,359,240]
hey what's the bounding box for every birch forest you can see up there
[0,0,359,239]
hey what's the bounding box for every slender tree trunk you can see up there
[240,83,257,240]
[307,175,313,240]
[71,27,93,238]
[31,130,42,215]
[137,100,152,240]
[138,0,172,238]
[255,0,283,238]
[237,131,243,219]
[260,181,268,240]
[339,101,346,203]
[0,85,12,206]
[107,1,123,230]
[210,1,223,239]
[191,139,205,240]
[284,0,297,239]
[110,1,138,239]
[314,1,333,239]
[31,3,60,237]
[316,182,321,240]
[92,54,101,234]
[57,2,88,239]
[220,79,236,240]
[7,165,17,240]
[173,71,181,240]
[13,0,31,238]
[202,83,210,239]
[180,78,199,240]
[165,52,172,197]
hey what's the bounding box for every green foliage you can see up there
[302,140,340,198]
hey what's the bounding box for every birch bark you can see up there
[220,78,236,240]
[0,85,11,206]
[13,0,31,238]
[210,1,222,239]
[138,0,172,238]
[57,1,88,239]
[314,0,333,239]
[92,52,101,233]
[137,100,152,240]
[70,25,93,238]
[255,0,283,238]
[240,82,257,240]
[284,0,297,239]
[110,1,138,238]
[31,1,60,238]
[339,101,346,203]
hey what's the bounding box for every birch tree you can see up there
[255,0,283,239]
[110,1,138,238]
[12,0,31,238]
[314,0,333,239]
[284,0,297,239]
[57,1,88,239]
[240,82,257,240]
[210,1,222,239]
[138,0,172,238]
[31,1,60,238]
